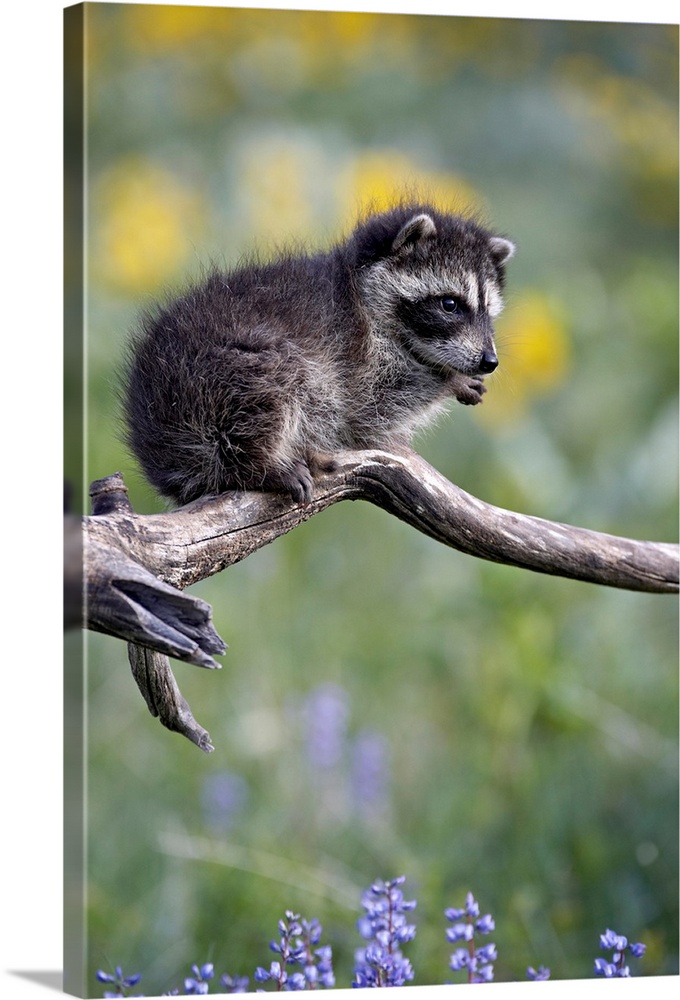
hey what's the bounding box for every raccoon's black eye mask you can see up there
[396,295,474,348]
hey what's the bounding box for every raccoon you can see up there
[123,203,515,505]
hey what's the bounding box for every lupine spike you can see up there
[96,887,650,993]
[352,876,416,987]
[595,927,645,978]
[445,893,495,984]
[256,911,334,990]
[526,965,551,981]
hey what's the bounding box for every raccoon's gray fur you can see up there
[123,203,515,505]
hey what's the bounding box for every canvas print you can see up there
[65,2,679,996]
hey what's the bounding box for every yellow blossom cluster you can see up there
[91,157,205,294]
[480,291,571,424]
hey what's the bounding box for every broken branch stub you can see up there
[86,473,226,751]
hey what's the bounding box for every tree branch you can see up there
[81,449,678,750]
[87,448,678,594]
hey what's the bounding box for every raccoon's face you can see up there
[355,208,515,379]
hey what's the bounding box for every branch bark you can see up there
[82,448,679,750]
[87,448,678,593]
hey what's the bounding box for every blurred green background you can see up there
[76,3,678,993]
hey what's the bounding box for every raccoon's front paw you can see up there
[279,459,315,504]
[454,376,487,406]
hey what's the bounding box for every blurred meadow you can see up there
[74,3,678,992]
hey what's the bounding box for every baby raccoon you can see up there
[123,203,515,505]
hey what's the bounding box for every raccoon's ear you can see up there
[391,213,437,253]
[489,236,516,264]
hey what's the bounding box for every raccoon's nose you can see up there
[479,349,498,374]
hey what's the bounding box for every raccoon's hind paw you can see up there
[308,451,339,476]
[454,376,487,406]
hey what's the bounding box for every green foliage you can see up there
[80,5,678,992]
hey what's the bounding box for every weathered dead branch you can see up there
[82,447,678,750]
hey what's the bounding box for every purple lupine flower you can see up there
[311,944,335,988]
[475,914,496,935]
[595,928,645,978]
[286,972,308,991]
[351,729,391,823]
[258,910,334,990]
[298,918,336,988]
[476,944,497,964]
[254,965,277,983]
[297,683,352,825]
[303,683,350,769]
[526,965,551,980]
[594,957,618,978]
[201,771,248,832]
[96,967,144,998]
[352,876,416,987]
[220,973,250,993]
[447,892,478,919]
[445,893,496,984]
[449,948,470,972]
[600,929,627,952]
[446,921,475,943]
[255,959,295,990]
[473,964,494,982]
[184,963,214,995]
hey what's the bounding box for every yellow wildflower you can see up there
[480,291,571,424]
[336,149,485,228]
[91,158,204,295]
